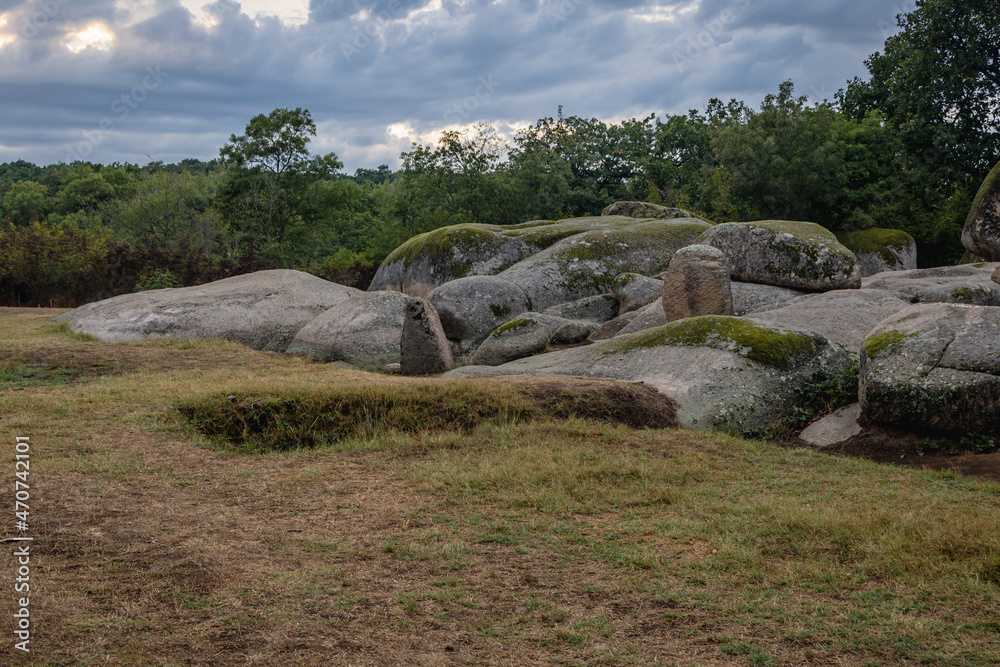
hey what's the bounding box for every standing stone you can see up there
[400,298,454,376]
[662,245,734,322]
[992,265,1000,286]
[961,160,1000,261]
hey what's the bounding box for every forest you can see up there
[1,0,998,307]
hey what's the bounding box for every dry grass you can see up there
[0,308,998,666]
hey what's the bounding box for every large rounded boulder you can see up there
[601,201,696,219]
[55,270,360,352]
[447,316,853,434]
[698,221,861,291]
[498,219,713,312]
[836,229,917,277]
[285,291,415,369]
[426,276,531,353]
[860,303,1000,433]
[961,160,1000,261]
[368,225,532,297]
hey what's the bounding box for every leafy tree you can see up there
[218,107,343,255]
[3,181,50,226]
[841,0,1000,182]
[709,81,847,226]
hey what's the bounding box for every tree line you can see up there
[1,0,996,307]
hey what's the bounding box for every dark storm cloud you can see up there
[0,0,907,169]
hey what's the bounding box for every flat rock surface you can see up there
[799,403,863,448]
[746,289,910,352]
[56,270,360,352]
[862,263,1000,306]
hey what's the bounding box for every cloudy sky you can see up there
[0,0,913,171]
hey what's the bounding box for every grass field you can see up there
[1,308,999,666]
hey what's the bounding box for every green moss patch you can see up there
[493,316,538,337]
[384,224,505,269]
[837,229,915,264]
[598,316,824,370]
[950,286,991,303]
[862,331,921,359]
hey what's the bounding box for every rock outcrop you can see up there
[55,270,360,352]
[612,273,664,315]
[543,294,619,323]
[400,298,454,376]
[860,303,1000,433]
[862,264,1000,306]
[836,229,918,277]
[285,291,413,369]
[447,316,854,434]
[961,160,1000,261]
[498,219,712,311]
[661,244,733,322]
[730,282,806,315]
[698,221,862,290]
[426,276,530,353]
[746,289,910,352]
[368,225,532,297]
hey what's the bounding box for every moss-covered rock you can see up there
[961,160,1000,261]
[599,316,823,371]
[860,303,1000,433]
[369,225,533,296]
[499,219,713,311]
[445,315,853,434]
[601,201,697,219]
[862,264,1000,306]
[426,275,531,355]
[836,228,917,277]
[468,315,554,366]
[698,220,861,291]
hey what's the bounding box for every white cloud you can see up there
[65,23,116,53]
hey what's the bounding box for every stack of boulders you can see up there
[56,160,1000,439]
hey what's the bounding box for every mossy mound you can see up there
[498,216,646,251]
[836,229,917,277]
[499,219,713,311]
[601,201,698,219]
[961,160,1000,261]
[599,316,824,371]
[698,220,861,291]
[369,225,532,296]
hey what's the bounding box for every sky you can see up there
[0,0,915,172]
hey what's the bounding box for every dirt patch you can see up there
[492,377,679,429]
[811,424,1000,484]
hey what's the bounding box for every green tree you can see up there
[2,181,50,226]
[841,0,999,182]
[218,107,343,255]
[708,81,847,226]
